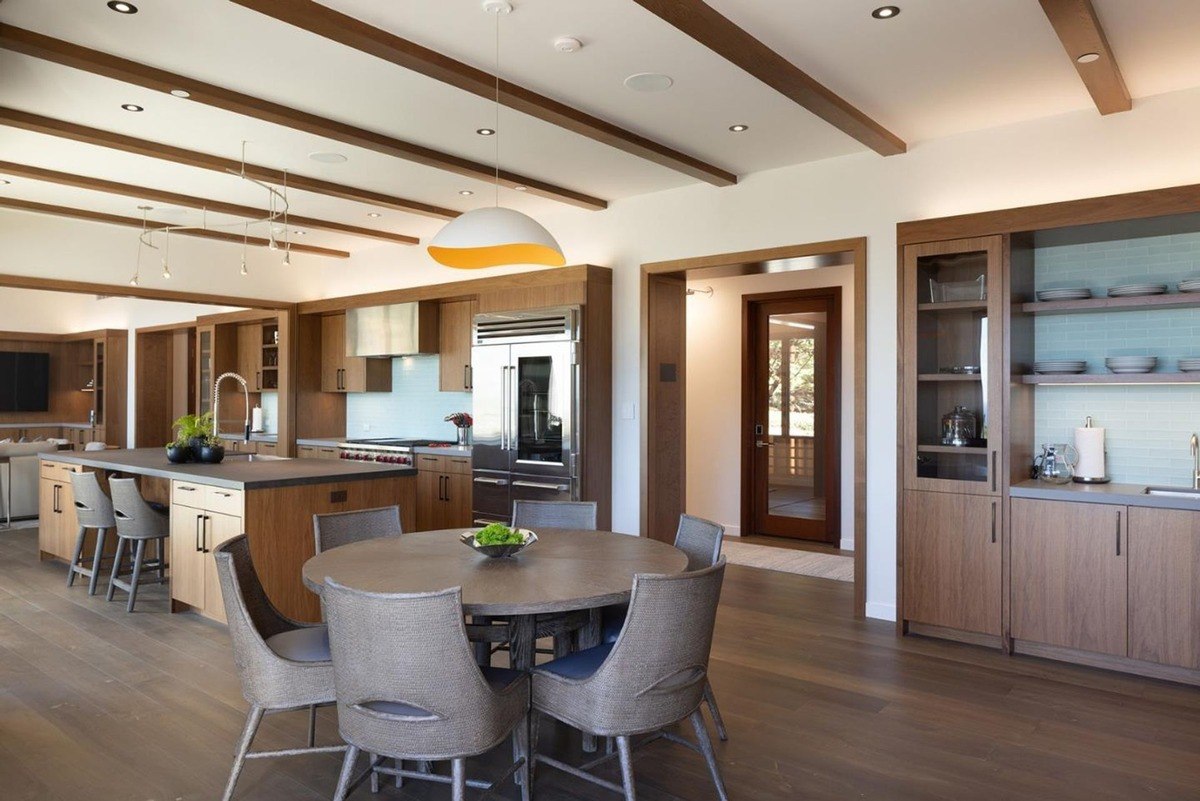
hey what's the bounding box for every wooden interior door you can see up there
[745,290,841,542]
[902,489,1001,634]
[1128,507,1200,668]
[644,274,686,542]
[1010,498,1127,656]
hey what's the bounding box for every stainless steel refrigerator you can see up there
[471,307,580,525]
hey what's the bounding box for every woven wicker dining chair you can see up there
[512,500,598,531]
[106,478,170,612]
[603,514,730,742]
[322,579,531,801]
[531,559,729,801]
[213,536,346,801]
[66,471,116,596]
[313,505,403,554]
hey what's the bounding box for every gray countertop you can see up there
[1011,480,1200,511]
[41,448,416,490]
[0,422,95,430]
[413,445,471,456]
[297,438,342,447]
[218,432,277,443]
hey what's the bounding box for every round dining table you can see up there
[302,528,688,672]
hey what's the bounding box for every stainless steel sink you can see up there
[1144,486,1200,498]
[225,453,291,462]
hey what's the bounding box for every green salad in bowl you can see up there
[460,523,537,558]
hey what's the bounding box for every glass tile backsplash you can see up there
[346,356,473,440]
[1032,231,1200,485]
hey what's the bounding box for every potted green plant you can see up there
[165,435,192,464]
[196,434,226,464]
[171,412,215,460]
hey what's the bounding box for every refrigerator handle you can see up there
[500,365,509,451]
[509,362,520,454]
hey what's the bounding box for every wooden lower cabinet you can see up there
[38,460,83,561]
[1010,498,1127,657]
[415,454,472,531]
[297,444,340,459]
[169,481,244,622]
[902,490,1001,635]
[1128,507,1200,669]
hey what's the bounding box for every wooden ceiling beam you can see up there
[0,23,607,210]
[0,273,293,310]
[0,197,350,258]
[229,0,738,187]
[629,0,905,156]
[0,107,457,220]
[0,160,419,245]
[1038,0,1131,115]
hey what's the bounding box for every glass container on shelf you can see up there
[198,328,213,415]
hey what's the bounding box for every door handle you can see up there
[202,516,211,554]
[991,501,997,544]
[256,371,261,391]
[991,451,998,492]
[755,440,771,448]
[474,477,509,486]
[512,480,569,492]
[195,514,203,553]
[464,364,472,390]
[1116,511,1121,556]
[53,484,60,514]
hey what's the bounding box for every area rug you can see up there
[722,539,854,582]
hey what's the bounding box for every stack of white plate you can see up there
[1179,358,1200,373]
[1107,283,1168,297]
[1033,360,1087,375]
[1105,356,1158,374]
[1037,288,1092,301]
[1178,279,1200,294]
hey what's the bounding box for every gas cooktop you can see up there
[342,438,456,449]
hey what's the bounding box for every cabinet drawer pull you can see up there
[512,480,569,492]
[178,485,197,492]
[474,477,508,486]
[991,451,998,492]
[464,364,471,390]
[1116,511,1121,556]
[202,516,211,554]
[195,514,204,553]
[991,501,997,544]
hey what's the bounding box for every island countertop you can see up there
[40,447,417,490]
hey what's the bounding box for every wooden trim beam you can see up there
[629,0,905,156]
[0,197,349,258]
[0,107,457,221]
[229,0,737,187]
[1039,0,1131,115]
[0,160,419,246]
[0,24,607,211]
[0,272,293,310]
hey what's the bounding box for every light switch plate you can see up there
[620,402,637,420]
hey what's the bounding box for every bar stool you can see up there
[107,478,170,613]
[66,472,117,596]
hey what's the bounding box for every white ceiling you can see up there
[1,0,1199,267]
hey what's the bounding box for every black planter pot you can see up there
[197,443,226,464]
[188,436,206,460]
[165,444,192,464]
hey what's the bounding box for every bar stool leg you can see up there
[67,526,87,587]
[126,540,147,613]
[106,537,127,602]
[87,528,107,596]
[157,538,166,581]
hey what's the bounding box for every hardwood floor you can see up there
[1,527,1199,800]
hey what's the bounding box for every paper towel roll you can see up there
[1074,425,1106,479]
[251,405,264,434]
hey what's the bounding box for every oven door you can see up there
[510,474,577,507]
[471,470,511,526]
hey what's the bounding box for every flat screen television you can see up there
[0,351,51,412]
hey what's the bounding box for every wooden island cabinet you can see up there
[415,452,472,531]
[1127,507,1200,670]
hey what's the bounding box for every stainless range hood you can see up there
[345,302,439,357]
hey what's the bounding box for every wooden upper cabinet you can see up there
[902,489,1001,635]
[237,324,264,391]
[1010,498,1127,657]
[439,299,477,392]
[320,313,392,394]
[901,236,1006,496]
[1128,507,1200,669]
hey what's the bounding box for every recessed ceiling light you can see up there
[309,151,348,164]
[121,103,144,112]
[107,1,138,14]
[514,185,527,192]
[367,212,381,218]
[476,128,496,136]
[459,190,475,196]
[1076,52,1100,64]
[554,36,583,54]
[729,124,749,133]
[294,229,307,235]
[871,6,900,19]
[624,73,674,93]
[170,88,191,98]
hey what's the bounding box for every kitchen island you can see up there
[40,448,416,622]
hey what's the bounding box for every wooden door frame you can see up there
[641,237,868,617]
[741,286,842,545]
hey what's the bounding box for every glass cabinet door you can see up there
[902,236,1005,494]
[510,341,575,478]
[197,327,213,415]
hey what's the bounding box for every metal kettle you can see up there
[1032,443,1078,484]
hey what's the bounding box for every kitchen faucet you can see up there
[212,372,251,443]
[1192,433,1200,490]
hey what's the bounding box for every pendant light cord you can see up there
[494,9,500,207]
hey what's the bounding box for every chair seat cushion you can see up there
[264,626,331,662]
[360,666,525,718]
[600,604,628,644]
[535,642,613,680]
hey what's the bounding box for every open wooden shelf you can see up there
[917,300,988,312]
[917,444,989,454]
[1021,373,1200,385]
[918,373,982,382]
[1021,292,1200,315]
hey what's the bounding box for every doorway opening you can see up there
[745,288,841,545]
[641,239,867,616]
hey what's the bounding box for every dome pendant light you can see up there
[428,1,565,270]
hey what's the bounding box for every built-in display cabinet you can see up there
[899,189,1200,686]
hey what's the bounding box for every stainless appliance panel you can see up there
[345,303,435,356]
[509,341,575,480]
[472,470,512,524]
[510,474,576,506]
[470,344,511,472]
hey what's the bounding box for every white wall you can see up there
[7,84,1200,621]
[685,266,855,549]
